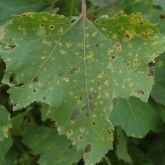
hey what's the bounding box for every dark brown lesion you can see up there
[40,23,45,29]
[49,24,55,30]
[160,13,165,19]
[9,74,24,87]
[113,42,122,52]
[33,76,39,82]
[82,101,96,116]
[147,61,155,77]
[140,31,149,40]
[68,66,80,75]
[70,107,80,121]
[135,89,144,95]
[88,91,98,101]
[85,144,92,153]
[33,89,37,92]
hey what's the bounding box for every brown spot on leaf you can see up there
[148,61,155,77]
[49,24,55,30]
[123,30,135,41]
[79,136,83,140]
[92,121,96,125]
[68,67,79,75]
[136,90,144,95]
[33,89,36,92]
[88,92,97,101]
[79,96,83,101]
[85,144,92,153]
[112,55,116,60]
[82,102,96,117]
[160,13,165,19]
[33,76,39,82]
[68,144,73,149]
[113,42,122,52]
[108,130,112,134]
[70,108,80,121]
[21,12,33,17]
[82,102,96,112]
[66,129,73,136]
[140,32,149,40]
[95,43,99,47]
[40,23,45,29]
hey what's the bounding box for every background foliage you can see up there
[0,0,165,165]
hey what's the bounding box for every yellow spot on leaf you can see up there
[40,23,45,29]
[97,71,105,79]
[63,77,69,82]
[107,63,112,69]
[79,126,85,132]
[60,49,66,55]
[66,129,73,137]
[2,126,10,138]
[66,42,72,48]
[49,24,55,30]
[91,32,97,37]
[105,89,111,97]
[113,42,122,52]
[104,80,110,86]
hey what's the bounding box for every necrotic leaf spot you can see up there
[85,144,92,153]
[33,76,39,82]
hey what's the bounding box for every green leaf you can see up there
[0,136,12,165]
[89,0,113,6]
[0,12,165,163]
[115,128,132,163]
[151,53,165,105]
[110,97,161,137]
[153,0,165,10]
[22,125,81,165]
[0,105,11,141]
[0,0,51,25]
[96,12,165,101]
[5,147,19,165]
[1,13,114,164]
[103,0,165,35]
[160,109,165,123]
[0,59,5,82]
[11,112,26,135]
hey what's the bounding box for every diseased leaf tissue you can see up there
[0,11,165,165]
